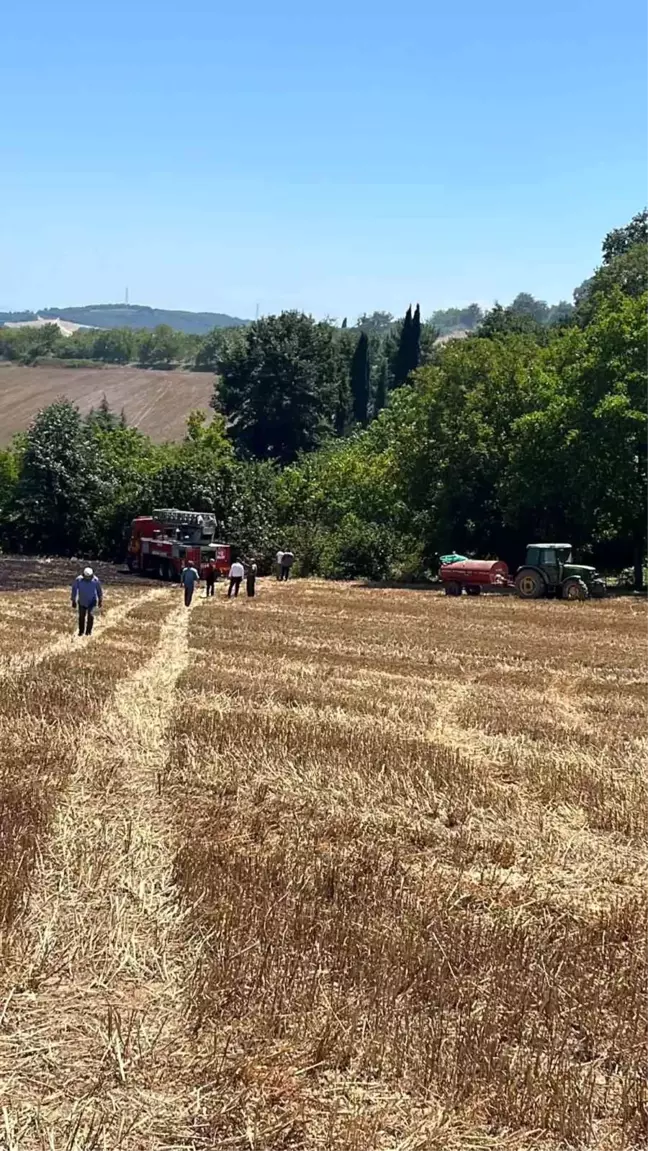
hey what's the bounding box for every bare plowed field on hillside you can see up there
[0,576,645,1149]
[0,363,215,443]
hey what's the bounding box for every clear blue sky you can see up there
[1,0,645,321]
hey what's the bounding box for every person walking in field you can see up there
[227,559,245,598]
[246,558,257,598]
[71,566,103,636]
[279,549,295,581]
[276,550,284,581]
[181,560,200,607]
[205,558,217,597]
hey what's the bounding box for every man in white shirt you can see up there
[227,560,245,598]
[276,550,284,581]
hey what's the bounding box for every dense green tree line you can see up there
[0,322,202,369]
[0,212,645,585]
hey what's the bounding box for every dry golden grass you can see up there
[0,579,645,1150]
[167,585,647,1150]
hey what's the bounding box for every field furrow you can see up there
[0,592,208,1148]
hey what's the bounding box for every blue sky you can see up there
[1,0,645,320]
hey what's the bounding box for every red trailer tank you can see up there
[439,558,509,596]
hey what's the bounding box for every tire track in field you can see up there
[2,586,166,678]
[0,597,206,1149]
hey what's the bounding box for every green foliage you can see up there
[0,304,246,334]
[356,311,395,333]
[373,357,388,416]
[214,311,340,463]
[0,213,644,585]
[601,209,647,263]
[429,303,483,335]
[350,332,370,426]
[575,244,647,325]
[318,515,396,580]
[13,400,110,554]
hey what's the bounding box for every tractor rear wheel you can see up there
[562,577,588,601]
[515,569,546,599]
[445,582,461,596]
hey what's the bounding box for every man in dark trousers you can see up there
[71,567,103,636]
[181,560,200,607]
[246,558,257,598]
[205,558,217,597]
[227,559,245,598]
[279,550,295,581]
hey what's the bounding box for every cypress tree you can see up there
[341,317,347,329]
[392,305,413,388]
[373,357,388,416]
[410,303,421,374]
[350,332,370,425]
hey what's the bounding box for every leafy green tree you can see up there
[213,311,339,463]
[602,209,647,263]
[194,327,231,372]
[350,332,370,425]
[510,293,550,325]
[356,311,394,333]
[93,327,136,364]
[428,304,484,335]
[15,400,110,554]
[87,394,121,432]
[478,303,548,341]
[575,245,647,324]
[566,290,646,586]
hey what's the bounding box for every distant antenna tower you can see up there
[255,302,260,320]
[125,286,129,306]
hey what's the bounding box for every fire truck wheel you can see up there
[160,562,171,582]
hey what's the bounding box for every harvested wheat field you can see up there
[0,576,645,1150]
[0,364,215,445]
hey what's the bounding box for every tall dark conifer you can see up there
[373,358,388,416]
[410,303,421,375]
[350,332,370,425]
[392,305,413,388]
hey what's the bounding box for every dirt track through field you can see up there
[1,587,166,680]
[0,595,204,1149]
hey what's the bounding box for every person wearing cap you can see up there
[71,567,103,636]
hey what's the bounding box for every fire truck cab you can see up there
[127,509,230,581]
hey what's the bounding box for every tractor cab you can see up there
[524,544,571,586]
[516,543,605,600]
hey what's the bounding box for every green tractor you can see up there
[515,543,606,601]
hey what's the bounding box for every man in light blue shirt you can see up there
[71,567,103,636]
[180,560,200,607]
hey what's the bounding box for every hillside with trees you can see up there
[0,303,247,335]
[0,212,645,586]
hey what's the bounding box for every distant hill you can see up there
[0,303,248,335]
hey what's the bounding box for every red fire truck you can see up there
[127,509,231,581]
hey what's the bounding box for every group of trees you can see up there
[0,211,645,585]
[0,323,203,369]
